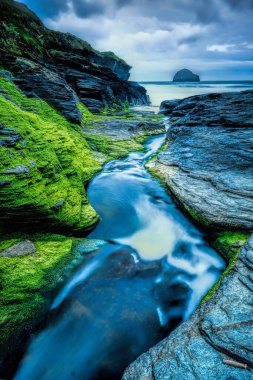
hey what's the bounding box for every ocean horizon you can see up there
[140,80,253,106]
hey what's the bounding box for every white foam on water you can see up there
[117,195,178,260]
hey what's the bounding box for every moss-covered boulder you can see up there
[0,73,102,233]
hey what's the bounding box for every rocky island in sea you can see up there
[0,0,252,380]
[173,68,200,82]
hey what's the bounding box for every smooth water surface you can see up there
[141,81,253,106]
[14,133,225,380]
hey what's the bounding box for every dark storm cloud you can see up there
[72,1,105,18]
[21,0,253,80]
[225,0,253,9]
[115,0,134,7]
[178,35,201,45]
[194,0,221,23]
[22,0,220,21]
[22,0,253,21]
[23,0,133,19]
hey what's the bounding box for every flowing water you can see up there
[14,129,225,380]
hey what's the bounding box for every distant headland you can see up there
[173,68,200,82]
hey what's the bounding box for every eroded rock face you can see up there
[0,0,149,122]
[173,68,200,82]
[122,234,253,379]
[154,91,253,230]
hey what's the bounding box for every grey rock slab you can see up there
[4,165,30,175]
[0,240,36,257]
[83,119,165,140]
[156,91,253,229]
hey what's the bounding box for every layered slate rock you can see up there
[123,234,253,379]
[153,91,253,230]
[0,0,149,122]
[83,117,165,140]
[173,68,200,82]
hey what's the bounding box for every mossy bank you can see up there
[0,233,106,374]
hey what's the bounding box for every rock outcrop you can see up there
[173,68,200,82]
[155,91,253,230]
[0,0,149,122]
[123,235,253,379]
[0,71,161,234]
[123,90,253,379]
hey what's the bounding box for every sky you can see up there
[20,0,253,81]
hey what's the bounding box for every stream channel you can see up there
[14,123,225,380]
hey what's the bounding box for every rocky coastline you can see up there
[0,1,252,379]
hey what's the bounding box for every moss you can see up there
[0,75,103,233]
[84,133,145,160]
[212,231,251,262]
[0,75,164,234]
[145,139,169,187]
[0,233,106,362]
[78,102,94,126]
[201,231,251,303]
[185,207,212,227]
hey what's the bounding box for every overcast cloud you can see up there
[21,0,253,80]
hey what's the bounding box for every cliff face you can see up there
[0,0,149,122]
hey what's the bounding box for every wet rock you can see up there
[53,200,65,210]
[154,90,253,229]
[0,180,10,187]
[4,165,30,175]
[84,118,165,140]
[0,123,21,147]
[159,99,181,115]
[7,55,82,124]
[173,68,200,82]
[0,240,36,257]
[123,234,253,380]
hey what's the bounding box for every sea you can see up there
[140,81,253,107]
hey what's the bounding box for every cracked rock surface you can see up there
[154,91,253,229]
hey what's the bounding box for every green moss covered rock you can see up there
[201,231,251,302]
[0,74,103,232]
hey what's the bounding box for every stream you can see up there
[14,129,225,380]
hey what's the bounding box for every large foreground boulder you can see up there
[123,234,253,379]
[153,90,253,230]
